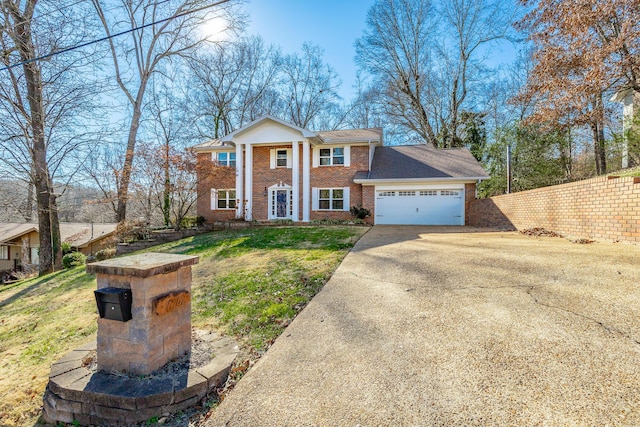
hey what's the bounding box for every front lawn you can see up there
[0,225,367,426]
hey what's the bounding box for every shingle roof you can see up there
[0,222,116,248]
[316,128,382,143]
[365,144,488,180]
[192,139,235,151]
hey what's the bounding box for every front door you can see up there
[269,187,292,220]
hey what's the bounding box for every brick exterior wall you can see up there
[309,145,369,222]
[198,145,372,223]
[197,152,237,223]
[468,176,640,243]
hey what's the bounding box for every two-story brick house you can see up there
[194,116,488,225]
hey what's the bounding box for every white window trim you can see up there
[270,148,293,169]
[211,188,237,210]
[311,187,350,212]
[312,145,350,167]
[212,151,236,167]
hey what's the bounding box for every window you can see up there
[276,149,287,167]
[319,147,344,166]
[212,189,236,210]
[420,190,438,196]
[0,245,8,260]
[215,152,236,167]
[270,148,292,169]
[379,191,395,197]
[318,188,344,210]
[398,191,415,196]
[441,190,460,196]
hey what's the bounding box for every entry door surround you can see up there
[268,183,293,220]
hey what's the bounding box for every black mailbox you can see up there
[94,287,132,322]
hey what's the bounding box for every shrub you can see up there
[62,252,87,269]
[350,205,370,220]
[95,247,116,261]
[61,242,73,255]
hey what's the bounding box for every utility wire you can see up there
[0,0,230,73]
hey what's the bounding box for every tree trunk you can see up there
[591,121,607,175]
[6,0,59,275]
[116,102,143,223]
[163,143,171,228]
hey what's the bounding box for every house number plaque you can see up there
[153,291,191,315]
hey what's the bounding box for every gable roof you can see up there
[221,115,318,142]
[0,223,38,245]
[356,144,488,182]
[0,222,117,248]
[192,116,383,151]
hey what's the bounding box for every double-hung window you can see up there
[215,152,236,167]
[319,147,344,166]
[212,189,236,210]
[276,149,288,167]
[318,189,344,210]
[0,245,8,260]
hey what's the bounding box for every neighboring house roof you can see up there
[356,144,489,183]
[59,223,117,248]
[0,222,116,248]
[0,223,38,245]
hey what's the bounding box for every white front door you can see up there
[375,188,465,225]
[269,186,293,220]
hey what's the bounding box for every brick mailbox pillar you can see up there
[86,253,199,376]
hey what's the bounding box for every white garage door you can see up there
[375,189,464,225]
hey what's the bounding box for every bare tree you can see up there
[188,35,282,138]
[90,0,242,223]
[0,0,97,273]
[355,0,517,146]
[281,43,342,129]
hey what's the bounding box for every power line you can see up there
[0,0,231,73]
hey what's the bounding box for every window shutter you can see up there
[342,187,350,211]
[312,187,319,210]
[286,149,293,169]
[312,147,319,167]
[270,149,276,169]
[210,189,217,210]
[343,146,351,167]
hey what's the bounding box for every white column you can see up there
[292,141,300,222]
[302,140,310,222]
[244,143,253,220]
[235,143,243,219]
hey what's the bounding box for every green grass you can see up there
[0,225,367,426]
[609,166,640,178]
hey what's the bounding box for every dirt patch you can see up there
[519,227,563,237]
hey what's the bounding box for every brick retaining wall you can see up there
[469,176,640,243]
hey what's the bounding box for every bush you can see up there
[95,247,116,261]
[61,242,73,255]
[62,252,87,269]
[350,205,371,220]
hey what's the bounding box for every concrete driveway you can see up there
[206,226,640,426]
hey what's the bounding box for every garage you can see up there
[375,188,465,225]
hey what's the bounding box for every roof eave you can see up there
[353,176,489,185]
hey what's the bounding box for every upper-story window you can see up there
[319,147,344,166]
[270,148,292,169]
[214,152,236,167]
[276,149,288,167]
[313,145,350,167]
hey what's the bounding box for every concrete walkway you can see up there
[206,226,640,426]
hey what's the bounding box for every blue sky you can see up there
[246,0,375,100]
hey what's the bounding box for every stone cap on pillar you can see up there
[86,253,199,278]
